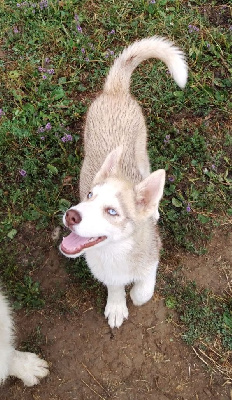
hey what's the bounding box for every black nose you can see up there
[65,209,82,226]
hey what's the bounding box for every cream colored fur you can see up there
[61,36,187,328]
[0,291,49,386]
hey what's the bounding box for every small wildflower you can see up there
[17,3,21,7]
[74,14,79,21]
[66,134,72,141]
[40,136,45,140]
[108,29,115,35]
[47,68,55,75]
[206,42,210,48]
[211,164,216,170]
[77,25,82,33]
[186,204,191,213]
[45,122,51,130]
[188,24,199,33]
[0,109,5,117]
[45,57,50,64]
[109,50,114,56]
[19,169,27,177]
[38,126,45,133]
[38,66,46,72]
[150,0,156,3]
[229,26,232,31]
[168,176,175,182]
[81,48,85,53]
[42,74,47,79]
[85,57,90,62]
[61,134,73,142]
[164,134,170,144]
[13,26,19,34]
[39,0,48,9]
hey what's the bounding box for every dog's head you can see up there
[60,148,165,258]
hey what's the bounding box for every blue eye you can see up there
[107,208,118,216]
[87,191,93,199]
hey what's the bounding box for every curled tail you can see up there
[103,36,188,95]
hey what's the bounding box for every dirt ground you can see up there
[0,225,231,400]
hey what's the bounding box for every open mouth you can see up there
[60,231,107,256]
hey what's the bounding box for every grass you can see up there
[0,0,231,378]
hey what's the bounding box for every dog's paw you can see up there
[104,302,128,328]
[10,350,49,386]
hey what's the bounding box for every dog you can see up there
[60,36,187,328]
[0,290,49,385]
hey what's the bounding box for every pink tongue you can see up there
[61,232,89,252]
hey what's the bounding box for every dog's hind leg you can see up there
[104,285,128,329]
[130,262,158,306]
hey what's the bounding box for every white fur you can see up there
[0,291,49,386]
[61,36,187,328]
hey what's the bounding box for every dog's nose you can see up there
[65,209,82,226]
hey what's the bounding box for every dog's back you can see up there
[79,36,187,199]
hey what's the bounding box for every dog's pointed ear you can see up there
[94,147,122,183]
[135,169,166,217]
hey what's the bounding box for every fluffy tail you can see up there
[103,36,188,95]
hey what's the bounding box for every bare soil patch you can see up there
[0,226,231,400]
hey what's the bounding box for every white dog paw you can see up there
[104,303,128,329]
[10,350,49,386]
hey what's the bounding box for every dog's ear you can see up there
[94,147,122,183]
[135,169,166,218]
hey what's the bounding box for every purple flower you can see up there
[168,176,175,182]
[13,26,19,34]
[85,57,90,62]
[45,122,51,130]
[47,68,54,75]
[108,29,115,35]
[211,164,216,170]
[150,0,156,3]
[40,136,45,140]
[109,50,114,55]
[61,134,73,142]
[0,109,5,117]
[42,74,47,79]
[186,204,191,212]
[188,24,199,33]
[229,26,232,31]
[164,134,170,144]
[77,25,82,33]
[81,48,85,53]
[39,0,48,9]
[38,66,46,72]
[74,14,79,21]
[45,57,50,64]
[19,169,27,177]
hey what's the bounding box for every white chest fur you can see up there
[85,239,135,286]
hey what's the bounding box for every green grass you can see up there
[0,0,231,375]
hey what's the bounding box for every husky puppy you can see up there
[60,36,187,328]
[0,291,49,385]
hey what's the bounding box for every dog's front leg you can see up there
[104,285,128,329]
